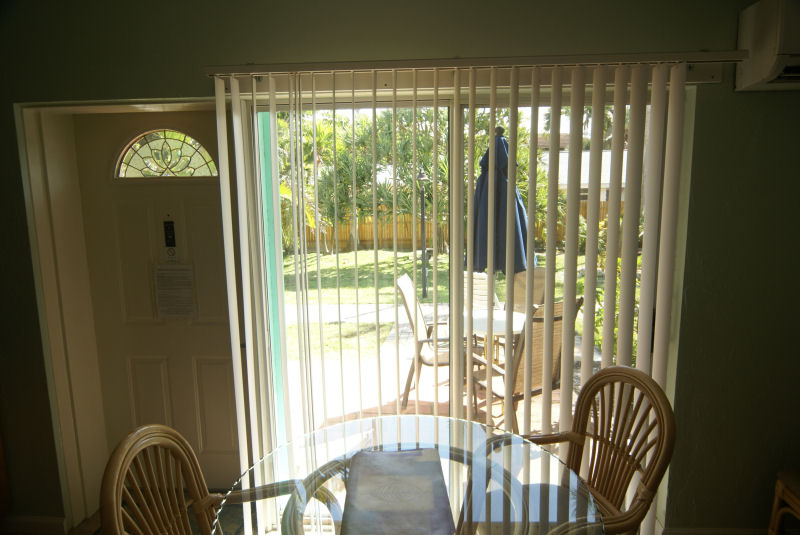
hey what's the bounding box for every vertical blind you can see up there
[213,62,688,483]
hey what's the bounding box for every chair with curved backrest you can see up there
[471,298,582,433]
[100,424,224,535]
[397,273,450,409]
[101,424,343,535]
[525,366,676,534]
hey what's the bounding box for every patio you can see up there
[282,299,600,434]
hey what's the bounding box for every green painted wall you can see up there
[1,0,797,529]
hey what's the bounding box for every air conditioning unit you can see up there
[736,0,800,90]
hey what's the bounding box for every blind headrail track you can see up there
[206,50,746,77]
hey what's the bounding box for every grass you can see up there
[283,249,571,305]
[285,321,393,360]
[281,248,614,358]
[283,250,451,305]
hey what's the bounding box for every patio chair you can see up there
[464,271,501,311]
[101,424,342,535]
[510,267,547,313]
[524,366,676,534]
[397,273,450,410]
[470,298,582,433]
[464,271,501,357]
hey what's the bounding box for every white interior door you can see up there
[74,111,239,487]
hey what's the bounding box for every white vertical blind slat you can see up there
[330,73,347,424]
[411,69,420,415]
[350,72,364,419]
[617,65,649,366]
[287,75,312,435]
[485,67,497,428]
[602,66,629,368]
[267,74,293,441]
[582,66,606,386]
[560,67,584,432]
[251,77,274,464]
[465,68,476,422]
[432,67,440,416]
[450,67,465,420]
[637,64,669,375]
[213,76,251,494]
[392,69,402,416]
[522,67,541,436]
[503,66,519,432]
[544,67,561,435]
[638,67,672,535]
[653,63,687,386]
[244,79,271,504]
[371,70,382,417]
[311,74,330,427]
[229,76,264,471]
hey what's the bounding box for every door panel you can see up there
[185,203,227,323]
[74,111,238,488]
[128,357,172,425]
[115,202,156,322]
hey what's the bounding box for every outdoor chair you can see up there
[464,271,501,357]
[101,424,342,535]
[464,271,502,311]
[511,267,547,313]
[397,273,451,409]
[470,298,582,433]
[524,366,676,534]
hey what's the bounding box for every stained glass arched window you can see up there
[117,129,218,178]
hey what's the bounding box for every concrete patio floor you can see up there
[282,301,601,436]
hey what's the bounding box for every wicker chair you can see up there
[101,424,342,535]
[525,366,676,534]
[397,273,450,409]
[471,298,582,433]
[768,471,800,535]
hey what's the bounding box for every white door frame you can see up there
[15,99,216,530]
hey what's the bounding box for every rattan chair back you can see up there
[100,424,221,535]
[565,366,676,534]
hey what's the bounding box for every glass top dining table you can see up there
[213,415,603,535]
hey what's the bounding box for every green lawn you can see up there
[283,250,452,305]
[280,248,622,357]
[284,321,393,360]
[283,249,570,305]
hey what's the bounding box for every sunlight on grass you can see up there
[283,250,450,304]
[283,249,572,306]
[284,321,393,360]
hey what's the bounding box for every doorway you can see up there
[17,102,238,527]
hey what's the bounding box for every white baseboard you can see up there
[0,515,67,535]
[663,529,765,535]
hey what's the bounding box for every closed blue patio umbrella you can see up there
[471,127,528,275]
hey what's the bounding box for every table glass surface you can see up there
[214,415,603,535]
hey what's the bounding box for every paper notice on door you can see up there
[154,264,196,319]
